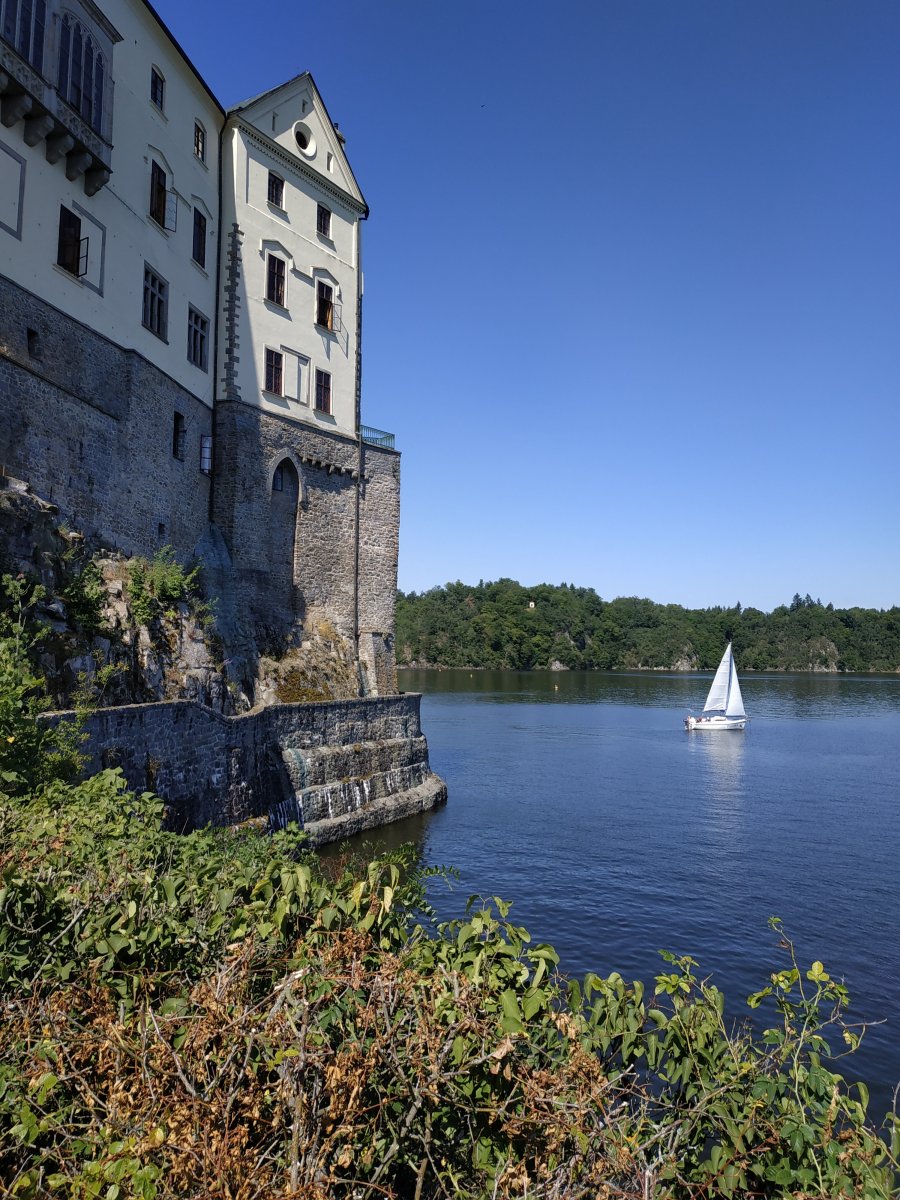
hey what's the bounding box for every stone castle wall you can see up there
[44,693,447,845]
[212,398,400,691]
[1,274,401,692]
[0,273,213,562]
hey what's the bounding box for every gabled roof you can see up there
[227,72,310,117]
[228,71,366,213]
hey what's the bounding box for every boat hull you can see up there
[685,715,746,731]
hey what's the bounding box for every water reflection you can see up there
[686,728,746,790]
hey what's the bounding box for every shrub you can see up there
[125,546,204,628]
[61,553,107,636]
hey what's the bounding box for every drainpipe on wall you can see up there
[353,213,367,668]
[208,119,226,525]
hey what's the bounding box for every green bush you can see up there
[0,575,87,793]
[125,546,204,628]
[61,555,107,636]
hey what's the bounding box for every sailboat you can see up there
[684,643,748,731]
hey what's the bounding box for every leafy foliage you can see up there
[125,546,205,629]
[396,579,900,672]
[0,632,897,1197]
[60,553,107,637]
[0,574,87,793]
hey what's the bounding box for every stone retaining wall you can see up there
[44,694,446,843]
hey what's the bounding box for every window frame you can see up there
[314,368,332,414]
[142,263,168,341]
[187,306,209,372]
[149,159,177,230]
[57,12,107,134]
[267,171,285,208]
[315,279,334,331]
[266,253,286,307]
[192,206,206,267]
[316,203,332,238]
[3,0,46,71]
[193,121,206,162]
[56,204,88,278]
[150,66,165,112]
[265,347,284,396]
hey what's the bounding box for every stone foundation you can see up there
[43,693,447,845]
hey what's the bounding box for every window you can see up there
[265,348,283,395]
[57,14,105,132]
[193,121,206,162]
[316,204,331,238]
[192,207,206,267]
[200,434,213,475]
[2,0,45,71]
[266,254,286,306]
[150,67,165,111]
[149,160,167,226]
[172,411,186,460]
[314,368,331,414]
[187,307,208,370]
[142,264,168,339]
[272,464,284,491]
[316,280,333,330]
[56,205,87,277]
[267,172,284,207]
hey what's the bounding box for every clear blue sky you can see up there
[163,0,899,612]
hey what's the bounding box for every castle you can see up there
[0,0,398,696]
[0,0,448,838]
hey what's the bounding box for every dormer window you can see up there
[57,14,106,133]
[150,66,165,112]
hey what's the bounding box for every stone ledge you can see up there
[302,776,448,848]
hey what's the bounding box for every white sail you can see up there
[702,644,733,714]
[725,661,746,718]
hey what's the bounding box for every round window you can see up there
[293,122,316,158]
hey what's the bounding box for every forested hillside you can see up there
[396,581,900,672]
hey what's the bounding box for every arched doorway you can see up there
[269,457,300,616]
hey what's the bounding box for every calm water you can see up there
[340,669,900,1118]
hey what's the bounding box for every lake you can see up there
[337,668,900,1120]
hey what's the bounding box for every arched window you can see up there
[58,13,105,133]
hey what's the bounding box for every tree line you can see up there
[395,581,900,672]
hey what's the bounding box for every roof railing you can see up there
[360,425,395,450]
